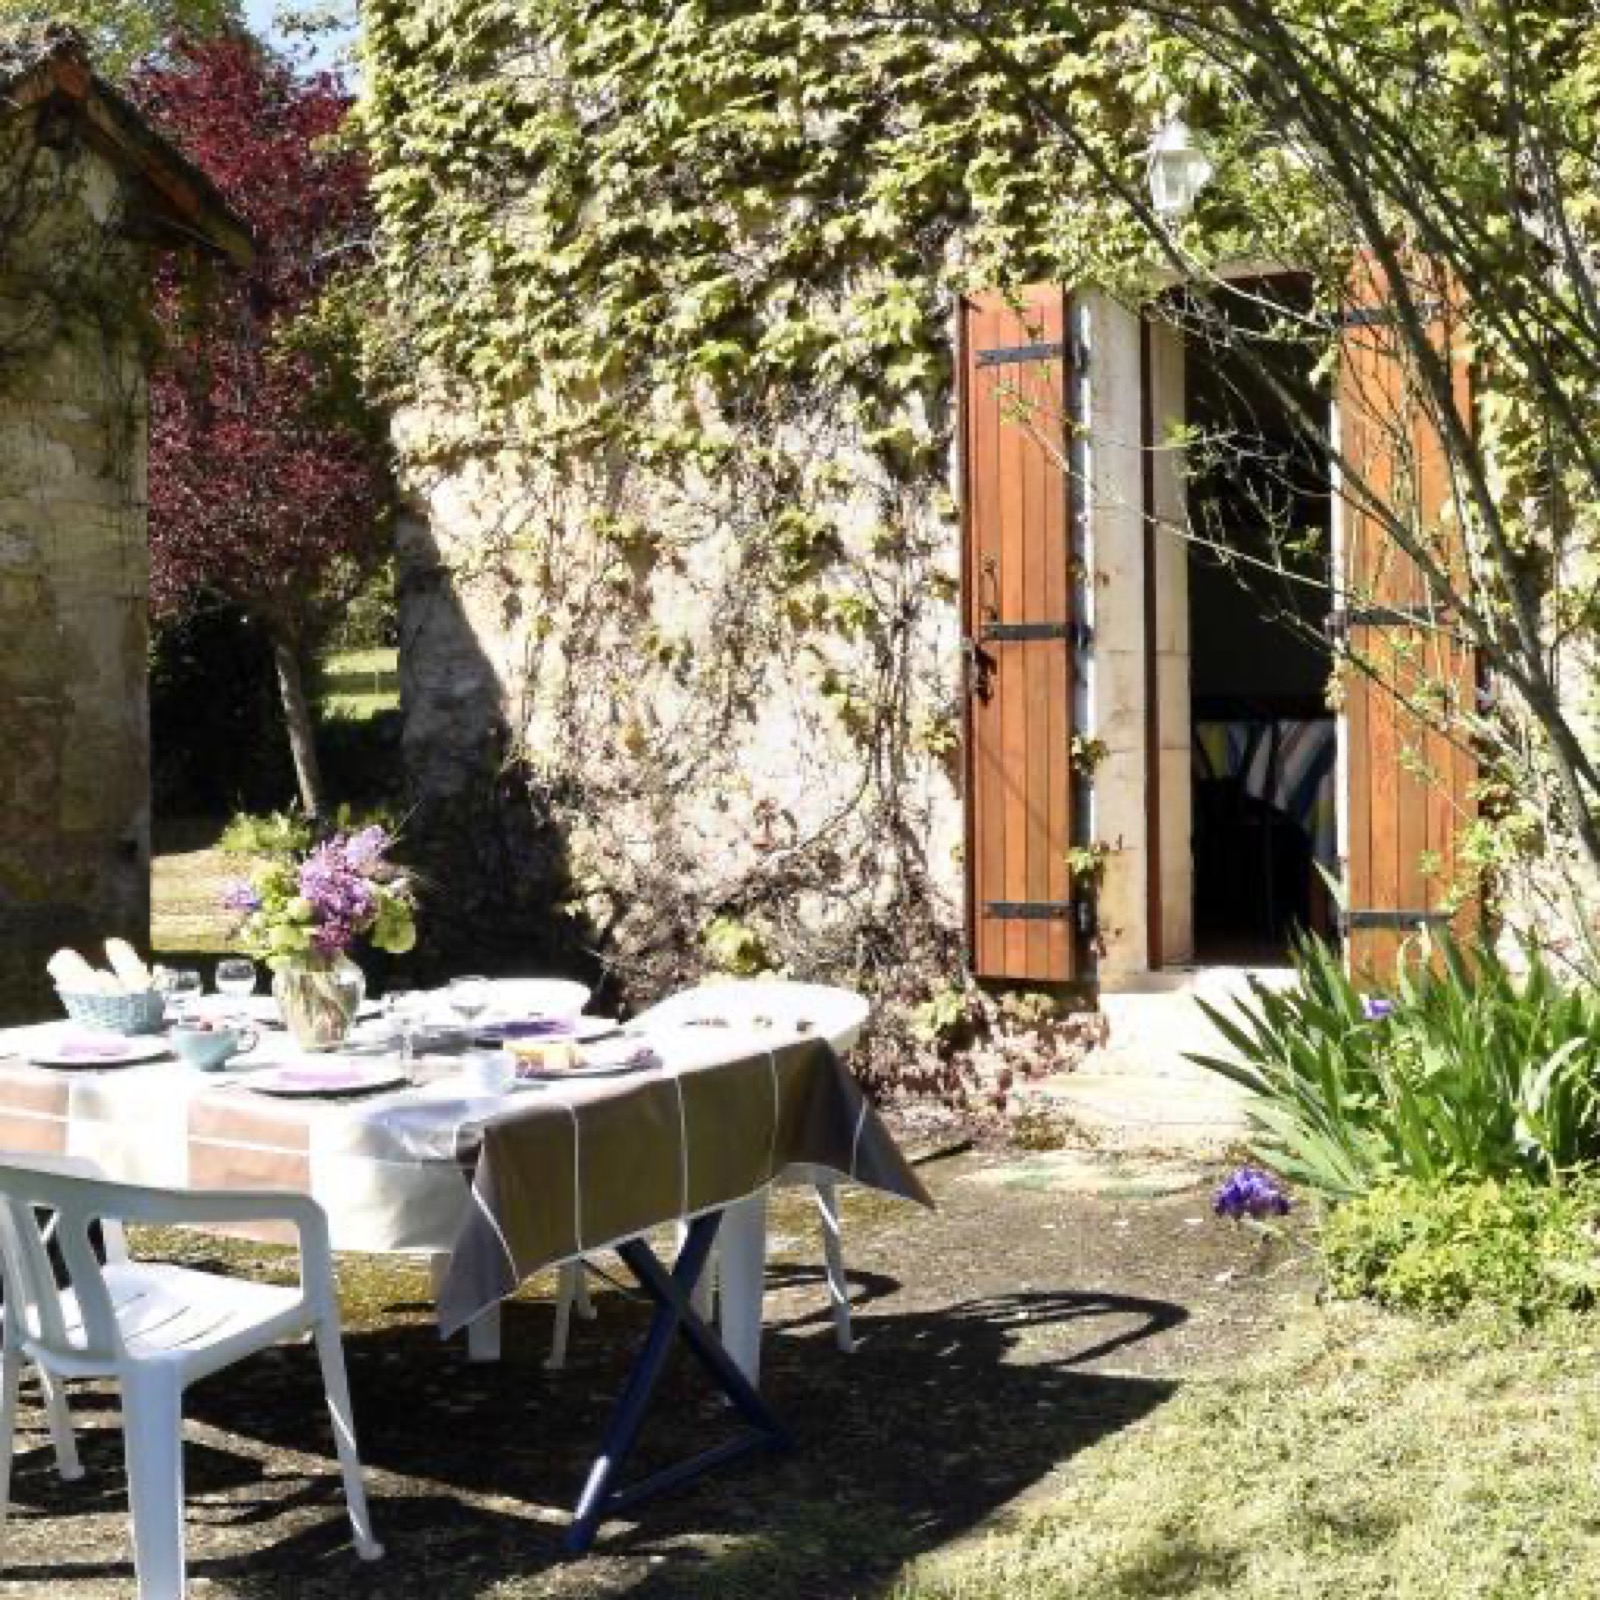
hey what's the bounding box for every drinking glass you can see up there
[383,989,425,1071]
[160,967,203,1019]
[449,976,491,1030]
[215,958,257,1000]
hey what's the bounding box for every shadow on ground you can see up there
[0,1272,1181,1599]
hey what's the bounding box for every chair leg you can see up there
[0,1343,20,1564]
[312,1321,382,1562]
[572,1260,596,1321]
[121,1363,187,1600]
[37,1368,81,1482]
[813,1179,855,1354]
[546,1261,582,1371]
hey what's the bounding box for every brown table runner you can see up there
[436,1033,931,1335]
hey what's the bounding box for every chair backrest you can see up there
[0,1156,133,1372]
[490,978,591,1019]
[635,980,870,1054]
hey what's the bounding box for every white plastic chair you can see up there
[548,980,869,1366]
[488,978,590,1019]
[0,1155,382,1598]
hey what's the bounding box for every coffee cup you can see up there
[170,1022,258,1071]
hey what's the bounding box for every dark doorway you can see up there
[1185,283,1336,964]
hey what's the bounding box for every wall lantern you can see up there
[1147,115,1214,221]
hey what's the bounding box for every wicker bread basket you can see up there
[56,989,166,1035]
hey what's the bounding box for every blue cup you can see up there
[169,1024,258,1071]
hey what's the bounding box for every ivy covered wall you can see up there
[361,1,1600,1050]
[354,2,1121,1069]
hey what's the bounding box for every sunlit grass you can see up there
[321,646,399,717]
[895,1301,1600,1600]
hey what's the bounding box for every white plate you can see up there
[247,1062,409,1098]
[28,1034,171,1069]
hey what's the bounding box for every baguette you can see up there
[104,937,152,992]
[46,948,99,992]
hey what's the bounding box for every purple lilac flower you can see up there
[1362,995,1395,1021]
[220,879,261,914]
[299,836,378,956]
[1213,1166,1291,1222]
[342,825,391,871]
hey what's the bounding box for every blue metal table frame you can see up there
[565,1208,792,1554]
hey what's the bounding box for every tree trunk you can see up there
[270,632,327,818]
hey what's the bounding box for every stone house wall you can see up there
[392,395,969,997]
[392,300,1162,999]
[0,122,150,1021]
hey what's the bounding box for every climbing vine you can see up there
[360,1,1600,1072]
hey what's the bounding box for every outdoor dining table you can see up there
[0,1010,931,1550]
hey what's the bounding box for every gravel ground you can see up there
[0,1146,1313,1599]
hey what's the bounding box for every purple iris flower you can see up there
[1362,995,1395,1021]
[1213,1166,1291,1221]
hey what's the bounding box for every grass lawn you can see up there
[321,645,399,718]
[897,1299,1600,1600]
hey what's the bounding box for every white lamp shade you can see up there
[1148,116,1214,219]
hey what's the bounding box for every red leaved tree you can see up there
[136,35,387,816]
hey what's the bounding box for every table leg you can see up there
[717,1189,768,1386]
[564,1210,788,1555]
[431,1252,501,1362]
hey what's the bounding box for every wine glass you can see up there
[215,958,257,1000]
[449,976,491,1032]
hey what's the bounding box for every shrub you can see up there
[1322,1177,1600,1321]
[1191,934,1600,1196]
[218,809,315,859]
[219,803,403,862]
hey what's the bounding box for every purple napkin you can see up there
[475,1017,575,1043]
[59,1035,132,1059]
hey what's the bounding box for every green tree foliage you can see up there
[0,1,241,75]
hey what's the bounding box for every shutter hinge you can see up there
[1341,300,1446,329]
[1340,909,1454,932]
[982,621,1072,642]
[984,901,1075,922]
[976,621,1092,648]
[976,340,1066,368]
[1328,605,1450,635]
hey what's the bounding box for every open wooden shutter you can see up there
[960,288,1077,982]
[1336,257,1479,978]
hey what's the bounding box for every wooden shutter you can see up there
[1336,256,1479,978]
[960,288,1077,982]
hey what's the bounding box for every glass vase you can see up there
[273,956,366,1052]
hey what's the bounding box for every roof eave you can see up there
[4,53,255,268]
